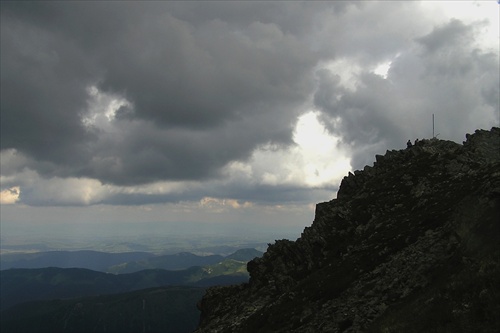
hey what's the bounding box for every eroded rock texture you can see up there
[195,128,500,333]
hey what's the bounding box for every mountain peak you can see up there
[195,127,500,332]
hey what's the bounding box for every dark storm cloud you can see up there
[96,13,312,129]
[83,113,293,185]
[0,9,95,166]
[1,1,498,207]
[314,19,499,170]
[1,1,328,185]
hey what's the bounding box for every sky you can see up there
[1,1,499,242]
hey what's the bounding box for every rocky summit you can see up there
[195,128,500,333]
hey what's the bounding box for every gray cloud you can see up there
[1,2,498,207]
[1,1,321,187]
[0,11,94,165]
[314,19,499,169]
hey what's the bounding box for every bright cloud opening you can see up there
[0,186,20,204]
[373,61,392,79]
[82,85,132,129]
[293,111,352,187]
[226,111,352,190]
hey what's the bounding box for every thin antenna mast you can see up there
[432,113,435,138]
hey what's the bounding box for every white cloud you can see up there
[199,197,253,211]
[82,85,132,129]
[224,111,351,189]
[420,0,499,52]
[373,61,392,79]
[293,112,351,187]
[0,186,20,204]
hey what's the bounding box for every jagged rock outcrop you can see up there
[195,128,500,333]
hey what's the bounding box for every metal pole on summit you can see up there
[432,114,435,138]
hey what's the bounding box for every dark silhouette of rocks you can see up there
[195,127,500,333]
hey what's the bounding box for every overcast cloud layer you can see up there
[1,1,499,212]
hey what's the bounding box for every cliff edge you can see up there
[195,128,500,333]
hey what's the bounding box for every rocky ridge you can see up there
[195,128,500,333]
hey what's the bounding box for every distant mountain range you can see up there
[109,248,263,274]
[0,248,262,311]
[0,248,263,332]
[0,248,263,273]
[0,250,154,272]
[106,252,225,274]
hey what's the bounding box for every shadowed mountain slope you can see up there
[0,266,202,311]
[1,286,205,333]
[195,128,500,333]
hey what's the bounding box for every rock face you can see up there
[195,128,500,333]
